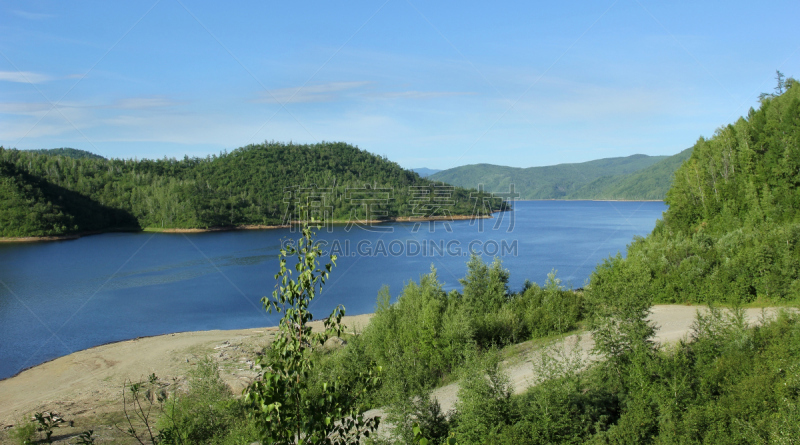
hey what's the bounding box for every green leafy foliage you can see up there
[450,353,513,444]
[244,225,381,444]
[33,411,64,443]
[156,357,251,444]
[587,253,657,373]
[437,310,800,444]
[360,257,584,409]
[363,268,475,404]
[0,142,504,237]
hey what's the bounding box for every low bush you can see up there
[8,415,37,445]
[156,357,249,445]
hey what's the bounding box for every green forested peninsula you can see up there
[429,154,671,199]
[594,78,800,304]
[0,142,502,238]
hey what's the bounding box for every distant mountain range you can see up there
[429,150,692,200]
[411,167,442,177]
[566,148,693,200]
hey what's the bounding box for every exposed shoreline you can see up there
[0,213,500,243]
[0,313,375,427]
[516,199,665,202]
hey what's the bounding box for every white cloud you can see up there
[0,102,53,115]
[0,71,53,84]
[254,80,476,104]
[255,81,372,104]
[111,96,180,109]
[366,91,476,100]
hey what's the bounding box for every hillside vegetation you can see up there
[0,160,137,237]
[0,142,502,238]
[592,77,800,304]
[430,154,669,199]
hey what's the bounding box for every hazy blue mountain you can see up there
[412,167,442,177]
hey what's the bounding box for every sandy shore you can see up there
[0,314,374,429]
[516,199,664,202]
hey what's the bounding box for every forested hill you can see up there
[429,154,669,199]
[592,76,800,304]
[0,159,138,237]
[0,142,503,238]
[26,148,106,160]
[566,147,693,200]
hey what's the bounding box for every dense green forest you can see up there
[593,77,800,304]
[429,154,670,199]
[0,160,137,237]
[566,147,693,200]
[0,142,503,237]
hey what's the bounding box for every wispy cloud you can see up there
[367,91,476,100]
[0,102,53,115]
[111,96,180,110]
[11,10,55,20]
[254,81,372,104]
[0,71,53,84]
[254,81,475,104]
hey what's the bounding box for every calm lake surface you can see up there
[0,200,666,380]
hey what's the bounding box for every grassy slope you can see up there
[429,154,667,199]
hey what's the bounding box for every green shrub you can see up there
[521,270,584,338]
[8,415,37,445]
[363,269,474,404]
[157,356,243,444]
[451,352,512,445]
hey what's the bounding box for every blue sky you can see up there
[1,1,798,170]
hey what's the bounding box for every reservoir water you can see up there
[0,200,666,380]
